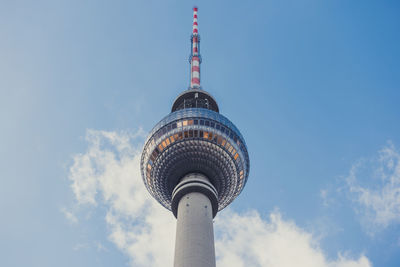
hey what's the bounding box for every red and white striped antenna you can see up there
[190,6,201,89]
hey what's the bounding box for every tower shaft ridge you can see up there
[140,7,250,267]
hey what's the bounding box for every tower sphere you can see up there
[140,92,250,216]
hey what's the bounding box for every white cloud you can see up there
[215,210,370,267]
[69,129,175,266]
[320,189,331,207]
[73,243,89,251]
[68,129,371,267]
[61,207,78,224]
[346,142,400,232]
[95,241,108,252]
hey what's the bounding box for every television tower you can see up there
[140,7,250,267]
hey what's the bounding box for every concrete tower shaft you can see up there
[173,173,217,267]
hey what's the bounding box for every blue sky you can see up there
[1,0,400,266]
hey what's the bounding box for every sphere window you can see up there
[221,139,226,146]
[217,136,223,145]
[225,142,230,149]
[213,134,218,142]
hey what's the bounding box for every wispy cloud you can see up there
[61,207,78,224]
[67,129,371,267]
[95,241,108,252]
[320,189,332,207]
[346,142,400,233]
[73,243,89,251]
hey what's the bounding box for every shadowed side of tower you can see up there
[140,7,250,267]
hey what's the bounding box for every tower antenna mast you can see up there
[190,6,201,89]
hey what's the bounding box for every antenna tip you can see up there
[193,6,198,11]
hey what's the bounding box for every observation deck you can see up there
[140,98,250,215]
